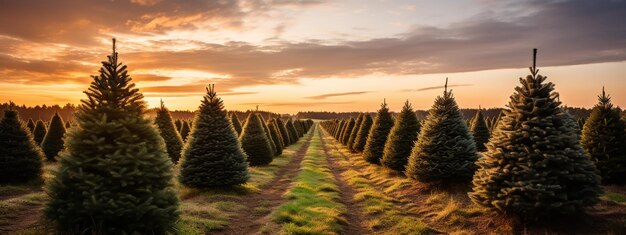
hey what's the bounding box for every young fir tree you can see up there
[154,100,184,163]
[406,78,478,183]
[45,40,179,234]
[286,119,299,144]
[347,114,364,150]
[231,113,243,135]
[258,114,277,156]
[240,113,274,166]
[381,100,420,172]
[41,112,66,161]
[276,118,291,146]
[341,118,356,145]
[363,101,394,164]
[581,87,626,184]
[174,119,182,132]
[334,119,346,140]
[179,85,249,188]
[27,118,35,132]
[268,119,284,155]
[180,120,190,141]
[0,109,43,183]
[353,114,373,153]
[33,120,46,145]
[470,108,490,151]
[470,50,601,218]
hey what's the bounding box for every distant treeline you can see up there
[0,102,283,123]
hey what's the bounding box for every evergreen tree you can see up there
[268,119,284,155]
[353,114,373,153]
[335,119,346,140]
[231,113,243,135]
[341,118,356,145]
[581,88,626,184]
[286,119,299,144]
[33,120,46,145]
[406,78,478,183]
[363,101,394,164]
[26,118,35,132]
[348,114,364,150]
[470,108,490,151]
[65,121,71,129]
[154,100,184,164]
[179,84,249,188]
[41,112,66,161]
[381,101,420,172]
[258,114,277,156]
[276,118,291,146]
[470,50,601,218]
[180,120,190,141]
[174,119,182,132]
[0,109,43,183]
[45,40,179,234]
[240,113,274,166]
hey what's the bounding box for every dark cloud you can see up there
[306,91,370,99]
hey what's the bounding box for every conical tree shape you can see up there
[353,114,373,153]
[470,109,490,151]
[490,111,503,133]
[341,118,356,145]
[65,121,71,129]
[155,100,184,164]
[286,119,299,144]
[348,114,364,150]
[231,113,243,135]
[406,79,478,183]
[470,50,601,218]
[175,119,182,132]
[45,40,179,234]
[33,120,46,145]
[276,118,291,146]
[581,88,626,184]
[179,85,249,188]
[268,119,284,156]
[180,120,190,141]
[363,101,394,164]
[26,118,35,132]
[335,119,345,140]
[240,113,274,166]
[0,109,43,183]
[258,114,277,156]
[41,112,66,161]
[382,101,420,172]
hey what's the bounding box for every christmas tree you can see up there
[363,100,394,164]
[267,119,284,156]
[341,118,356,145]
[470,49,601,218]
[382,100,420,172]
[180,120,190,141]
[347,114,364,150]
[231,113,243,135]
[258,114,277,156]
[286,119,299,144]
[406,78,478,183]
[154,100,184,163]
[581,87,626,184]
[469,108,490,151]
[33,120,46,145]
[0,109,43,183]
[41,112,66,161]
[240,113,274,166]
[27,118,35,132]
[45,39,179,233]
[353,114,373,153]
[276,117,291,146]
[179,84,249,187]
[175,119,182,132]
[334,119,346,140]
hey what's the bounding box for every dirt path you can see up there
[210,125,316,235]
[2,204,43,233]
[319,129,369,235]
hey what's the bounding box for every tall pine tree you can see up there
[41,112,66,161]
[179,84,249,187]
[276,117,291,146]
[581,87,626,184]
[470,49,601,218]
[341,118,356,145]
[0,109,43,183]
[258,114,277,156]
[406,78,478,183]
[45,39,179,234]
[347,114,364,150]
[353,114,373,153]
[470,108,490,151]
[240,113,274,166]
[286,119,299,144]
[33,120,46,145]
[180,120,190,141]
[382,100,421,172]
[267,119,284,156]
[155,100,184,163]
[27,118,35,132]
[231,113,243,135]
[363,100,394,164]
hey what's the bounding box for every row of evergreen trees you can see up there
[0,40,312,234]
[321,50,623,221]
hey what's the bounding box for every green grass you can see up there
[603,192,626,203]
[272,130,347,235]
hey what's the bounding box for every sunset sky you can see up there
[1,0,625,113]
